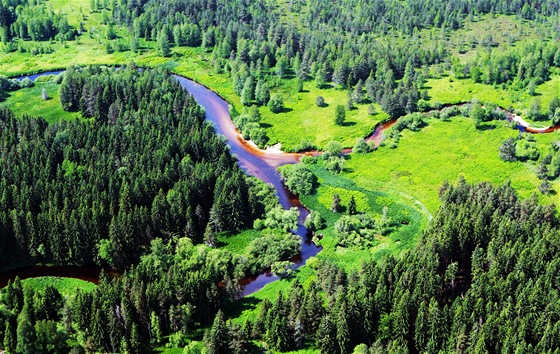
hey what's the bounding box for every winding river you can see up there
[2,70,558,294]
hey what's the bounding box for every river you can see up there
[2,70,558,294]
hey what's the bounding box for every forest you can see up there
[0,0,560,352]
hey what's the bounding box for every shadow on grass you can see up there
[477,124,496,131]
[260,122,273,128]
[0,91,10,103]
[341,121,356,127]
[315,83,332,90]
[280,107,293,113]
[224,295,262,320]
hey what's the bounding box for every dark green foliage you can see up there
[499,137,517,162]
[204,311,228,354]
[268,93,284,113]
[331,194,341,212]
[353,138,370,154]
[0,66,261,270]
[252,180,560,352]
[348,196,357,215]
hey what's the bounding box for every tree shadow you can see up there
[260,122,273,128]
[280,107,293,113]
[0,91,10,103]
[224,296,261,319]
[477,124,496,131]
[341,121,356,127]
[316,83,332,90]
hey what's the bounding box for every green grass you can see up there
[344,117,559,214]
[19,276,96,297]
[426,73,560,126]
[217,229,261,255]
[300,164,429,269]
[259,79,388,151]
[1,78,81,123]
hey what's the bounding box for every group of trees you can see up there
[207,179,560,353]
[500,132,560,194]
[0,65,266,271]
[97,0,560,143]
[462,40,560,90]
[0,236,249,353]
[0,0,75,43]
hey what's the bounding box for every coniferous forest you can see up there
[0,0,560,353]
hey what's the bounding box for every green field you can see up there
[345,117,559,213]
[18,276,96,297]
[0,77,80,123]
[426,73,560,127]
[260,80,388,151]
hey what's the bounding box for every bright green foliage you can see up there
[279,163,317,195]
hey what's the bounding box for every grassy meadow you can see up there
[426,72,560,127]
[0,77,80,123]
[19,276,96,297]
[346,117,559,213]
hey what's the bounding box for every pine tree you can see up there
[150,311,162,344]
[157,29,171,57]
[4,321,16,354]
[241,77,254,106]
[204,310,228,354]
[348,196,357,215]
[316,315,337,354]
[16,309,36,354]
[334,105,345,125]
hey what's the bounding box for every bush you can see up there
[324,140,343,158]
[295,140,316,152]
[334,214,378,248]
[271,261,294,278]
[316,96,325,107]
[324,156,345,174]
[353,138,369,154]
[300,155,317,164]
[268,94,284,113]
[417,99,431,112]
[279,164,317,195]
[499,137,516,162]
[247,233,301,272]
[304,212,325,231]
[261,206,299,232]
[515,136,540,161]
[19,78,34,88]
